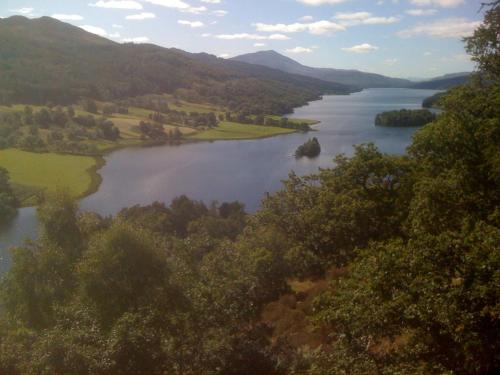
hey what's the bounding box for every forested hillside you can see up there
[0,3,498,375]
[0,16,352,115]
[411,73,471,89]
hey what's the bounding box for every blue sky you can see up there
[1,0,484,78]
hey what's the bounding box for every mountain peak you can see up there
[231,50,303,72]
[0,16,115,46]
[231,50,412,89]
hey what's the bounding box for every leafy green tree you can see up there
[84,99,98,114]
[78,222,180,327]
[0,167,17,223]
[465,1,500,81]
[313,223,500,375]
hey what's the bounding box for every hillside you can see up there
[411,72,471,89]
[231,50,413,88]
[0,17,353,115]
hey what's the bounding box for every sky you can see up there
[0,0,485,78]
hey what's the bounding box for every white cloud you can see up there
[51,14,84,21]
[406,8,437,16]
[334,12,399,26]
[254,20,345,35]
[286,46,313,54]
[141,0,207,14]
[89,1,143,9]
[410,0,464,8]
[269,34,290,40]
[218,53,230,58]
[109,32,121,38]
[297,0,347,5]
[125,12,156,19]
[254,42,266,47]
[216,33,268,40]
[80,25,108,37]
[112,23,123,28]
[215,33,289,40]
[213,10,228,16]
[178,20,204,27]
[12,7,34,14]
[201,33,211,37]
[122,36,150,43]
[335,11,371,20]
[398,17,481,38]
[182,6,207,14]
[201,0,221,3]
[299,15,314,22]
[141,0,189,8]
[341,43,379,53]
[384,58,398,65]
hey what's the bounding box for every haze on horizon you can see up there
[0,0,483,79]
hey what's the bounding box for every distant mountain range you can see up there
[231,50,471,90]
[0,16,353,114]
[409,72,472,89]
[0,16,472,114]
[231,50,412,89]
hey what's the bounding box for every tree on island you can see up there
[375,108,437,127]
[295,137,321,158]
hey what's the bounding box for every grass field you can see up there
[0,149,100,206]
[266,115,319,126]
[188,121,295,140]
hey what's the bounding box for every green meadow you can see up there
[0,149,100,206]
[188,121,295,140]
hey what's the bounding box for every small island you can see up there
[375,109,437,127]
[295,137,321,158]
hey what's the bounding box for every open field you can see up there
[0,149,100,206]
[188,121,296,140]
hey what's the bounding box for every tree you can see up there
[313,224,500,375]
[0,168,17,223]
[34,108,51,128]
[78,222,176,327]
[83,99,98,114]
[465,1,500,81]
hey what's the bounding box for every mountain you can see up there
[0,16,354,115]
[410,72,471,89]
[231,50,412,89]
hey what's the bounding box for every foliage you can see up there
[465,1,500,81]
[295,137,321,158]
[422,92,446,108]
[0,167,17,223]
[0,105,120,154]
[375,108,437,127]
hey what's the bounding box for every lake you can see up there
[0,88,439,272]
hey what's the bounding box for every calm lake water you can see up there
[0,88,439,272]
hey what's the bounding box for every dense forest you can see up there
[0,3,499,374]
[375,108,437,127]
[0,16,353,116]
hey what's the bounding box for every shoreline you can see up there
[12,115,321,209]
